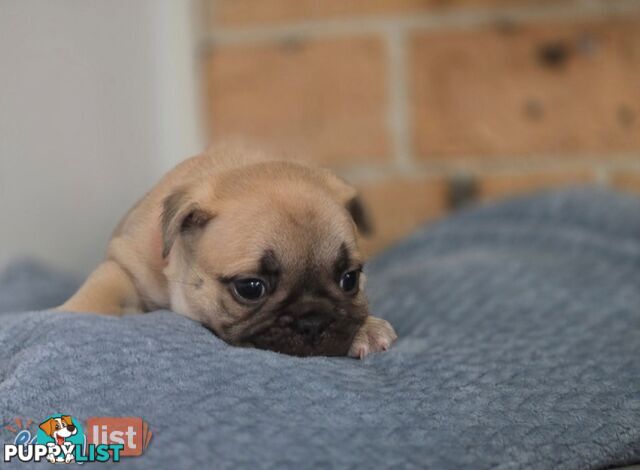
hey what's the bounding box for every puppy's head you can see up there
[161,161,371,356]
[39,416,77,439]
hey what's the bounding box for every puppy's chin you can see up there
[236,317,364,357]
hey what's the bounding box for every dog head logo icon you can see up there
[37,414,85,464]
[39,416,77,446]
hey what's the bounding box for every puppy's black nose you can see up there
[294,314,330,343]
[67,425,75,432]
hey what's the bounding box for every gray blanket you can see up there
[1,189,639,469]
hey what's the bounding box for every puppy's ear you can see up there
[61,416,73,426]
[39,418,55,437]
[161,188,214,258]
[320,171,373,236]
[345,194,372,236]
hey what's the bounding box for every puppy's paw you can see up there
[348,316,397,359]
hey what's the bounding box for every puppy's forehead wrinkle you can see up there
[206,181,360,266]
[259,249,281,276]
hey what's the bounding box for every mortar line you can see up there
[203,0,640,45]
[385,25,413,171]
[339,153,640,184]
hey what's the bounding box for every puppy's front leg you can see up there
[57,260,141,315]
[348,316,397,359]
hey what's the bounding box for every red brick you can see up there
[356,176,448,255]
[204,36,390,167]
[611,170,640,193]
[410,16,640,160]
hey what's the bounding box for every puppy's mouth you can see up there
[243,314,364,357]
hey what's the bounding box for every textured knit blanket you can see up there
[1,188,639,469]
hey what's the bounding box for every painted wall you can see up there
[0,0,202,274]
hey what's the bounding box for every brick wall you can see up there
[200,0,640,255]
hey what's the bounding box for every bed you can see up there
[1,188,639,469]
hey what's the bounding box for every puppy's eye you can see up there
[339,270,360,294]
[232,278,266,302]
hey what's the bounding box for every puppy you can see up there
[59,145,397,358]
[39,416,77,463]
